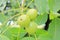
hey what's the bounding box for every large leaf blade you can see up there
[35,13,48,25]
[48,0,60,12]
[48,18,60,40]
[35,0,48,13]
[0,35,10,40]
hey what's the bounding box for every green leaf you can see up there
[35,0,48,13]
[20,27,27,39]
[36,29,52,40]
[18,0,21,3]
[0,35,10,40]
[48,18,60,40]
[2,27,20,40]
[21,37,35,40]
[35,13,48,25]
[10,0,20,8]
[53,0,60,12]
[0,0,7,6]
[36,29,51,36]
[48,0,55,11]
[37,35,51,40]
[3,27,26,40]
[48,0,60,12]
[29,2,35,8]
[26,0,34,8]
[0,0,7,11]
[0,13,8,23]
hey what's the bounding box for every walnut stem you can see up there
[21,0,26,13]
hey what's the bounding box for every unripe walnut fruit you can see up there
[17,14,30,27]
[27,9,38,20]
[26,21,37,34]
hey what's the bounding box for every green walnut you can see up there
[17,14,30,27]
[27,9,38,20]
[26,21,38,34]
